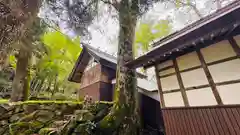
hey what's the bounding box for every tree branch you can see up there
[100,0,119,10]
[171,0,202,18]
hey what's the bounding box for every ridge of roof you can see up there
[81,43,117,64]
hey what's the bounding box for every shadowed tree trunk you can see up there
[10,47,31,102]
[99,1,140,135]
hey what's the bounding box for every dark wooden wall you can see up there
[162,105,240,135]
[101,66,116,81]
[99,82,113,101]
[139,93,165,134]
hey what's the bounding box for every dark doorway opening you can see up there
[139,93,165,135]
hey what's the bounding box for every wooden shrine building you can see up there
[126,1,240,135]
[68,44,164,134]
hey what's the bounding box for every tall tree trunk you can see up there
[99,1,140,135]
[10,48,31,102]
[0,0,41,69]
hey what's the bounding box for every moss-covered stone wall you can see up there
[0,100,113,135]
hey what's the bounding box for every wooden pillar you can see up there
[154,65,165,108]
[173,58,189,106]
[196,50,223,105]
[228,37,240,56]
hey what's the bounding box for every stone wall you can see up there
[0,100,112,135]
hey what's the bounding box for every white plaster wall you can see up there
[201,40,236,63]
[164,92,184,107]
[233,35,240,48]
[186,87,217,106]
[160,75,180,91]
[159,68,175,76]
[157,38,240,107]
[181,68,209,88]
[177,51,201,71]
[157,60,173,70]
[208,59,240,83]
[217,83,240,104]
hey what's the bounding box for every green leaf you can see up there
[134,19,172,57]
[32,31,82,95]
[9,55,17,68]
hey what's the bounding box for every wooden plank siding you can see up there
[80,64,102,88]
[162,105,240,135]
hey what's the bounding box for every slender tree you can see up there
[10,18,45,102]
[10,44,32,101]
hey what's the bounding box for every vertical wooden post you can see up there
[154,65,165,108]
[228,37,240,56]
[173,58,189,106]
[196,50,223,105]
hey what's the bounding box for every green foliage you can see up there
[0,99,113,105]
[38,128,57,135]
[135,19,172,56]
[9,121,43,135]
[0,99,8,103]
[39,31,81,80]
[29,31,82,97]
[9,55,17,68]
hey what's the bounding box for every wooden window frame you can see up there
[196,49,223,105]
[155,65,165,108]
[162,78,240,94]
[228,37,240,56]
[173,58,189,106]
[159,56,238,78]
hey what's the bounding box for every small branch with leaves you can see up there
[100,0,119,10]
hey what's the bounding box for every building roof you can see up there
[68,46,91,83]
[111,78,158,92]
[111,78,159,101]
[68,43,147,83]
[126,0,240,69]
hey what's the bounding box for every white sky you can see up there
[84,0,211,54]
[57,0,234,55]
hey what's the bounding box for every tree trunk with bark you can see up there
[99,1,140,135]
[10,47,31,102]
